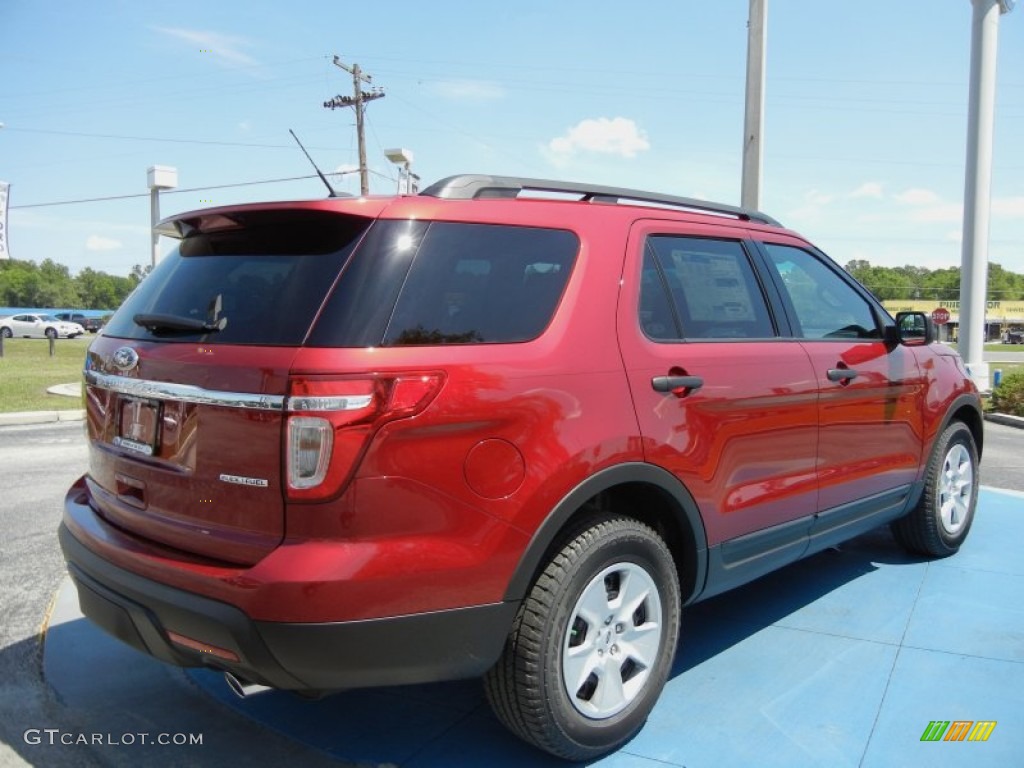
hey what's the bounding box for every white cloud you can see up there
[850,182,884,199]
[992,196,1024,218]
[907,203,962,223]
[429,79,505,102]
[546,117,650,163]
[238,120,252,132]
[894,188,941,206]
[155,27,258,68]
[787,189,836,222]
[86,235,122,251]
[806,190,835,206]
[882,187,962,223]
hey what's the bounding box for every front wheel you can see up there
[892,421,979,557]
[44,327,58,340]
[485,516,681,760]
[0,327,11,338]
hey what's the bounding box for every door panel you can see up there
[618,222,820,547]
[802,340,924,510]
[760,241,925,512]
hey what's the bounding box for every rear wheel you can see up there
[892,421,978,557]
[485,516,680,760]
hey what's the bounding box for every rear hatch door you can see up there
[83,207,371,565]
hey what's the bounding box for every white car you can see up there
[0,313,86,339]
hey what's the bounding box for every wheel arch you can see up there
[503,463,708,606]
[937,393,984,460]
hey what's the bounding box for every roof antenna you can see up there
[289,129,340,197]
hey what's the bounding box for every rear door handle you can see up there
[651,375,704,394]
[826,368,858,383]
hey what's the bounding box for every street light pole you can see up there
[959,0,1013,390]
[384,148,415,194]
[741,0,767,210]
[147,166,177,269]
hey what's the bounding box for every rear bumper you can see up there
[58,521,518,692]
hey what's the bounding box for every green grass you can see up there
[985,343,1024,353]
[0,336,90,412]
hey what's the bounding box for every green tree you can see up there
[921,268,961,301]
[75,267,120,308]
[988,263,1024,302]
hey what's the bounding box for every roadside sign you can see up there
[931,308,951,325]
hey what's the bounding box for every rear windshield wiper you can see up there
[133,313,227,334]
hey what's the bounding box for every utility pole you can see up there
[959,0,1014,390]
[741,0,767,210]
[324,55,384,195]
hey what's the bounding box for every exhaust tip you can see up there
[224,670,273,698]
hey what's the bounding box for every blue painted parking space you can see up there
[48,488,1023,766]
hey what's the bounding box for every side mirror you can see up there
[888,311,935,346]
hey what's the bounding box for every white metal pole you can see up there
[150,187,160,269]
[959,0,1010,389]
[741,0,767,210]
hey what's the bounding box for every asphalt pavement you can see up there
[0,423,343,768]
[0,403,1020,766]
[37,485,1024,767]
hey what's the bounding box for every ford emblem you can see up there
[111,346,139,373]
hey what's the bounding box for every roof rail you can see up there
[419,174,782,227]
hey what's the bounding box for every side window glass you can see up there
[644,236,775,340]
[764,244,880,340]
[382,223,578,346]
[639,249,680,340]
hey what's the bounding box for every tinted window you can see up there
[309,221,578,347]
[103,210,370,346]
[764,244,880,340]
[642,236,774,340]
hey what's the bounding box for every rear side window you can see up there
[309,221,578,347]
[103,210,370,345]
[641,236,775,340]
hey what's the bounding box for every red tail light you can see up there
[285,373,444,501]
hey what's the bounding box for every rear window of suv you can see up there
[103,210,371,346]
[308,220,578,347]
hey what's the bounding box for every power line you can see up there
[10,168,401,210]
[5,126,322,150]
[9,175,319,210]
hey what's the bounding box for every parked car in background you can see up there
[60,174,983,761]
[55,312,105,333]
[1004,329,1023,345]
[0,313,85,339]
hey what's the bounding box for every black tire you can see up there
[0,327,11,338]
[485,516,681,761]
[891,421,979,557]
[45,327,58,340]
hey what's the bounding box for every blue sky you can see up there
[2,0,1022,278]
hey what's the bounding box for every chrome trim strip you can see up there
[85,371,376,413]
[85,371,286,411]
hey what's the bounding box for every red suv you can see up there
[60,175,983,760]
